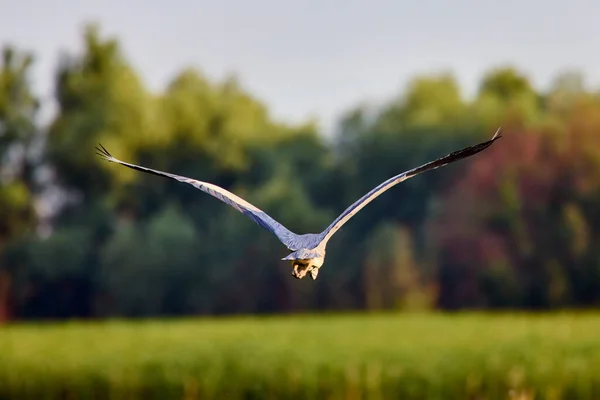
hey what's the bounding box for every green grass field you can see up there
[1,312,600,399]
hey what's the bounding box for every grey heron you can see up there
[96,128,501,280]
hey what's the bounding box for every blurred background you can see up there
[2,0,600,398]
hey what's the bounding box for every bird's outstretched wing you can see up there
[318,128,502,244]
[95,144,300,249]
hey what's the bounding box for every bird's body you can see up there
[96,128,502,280]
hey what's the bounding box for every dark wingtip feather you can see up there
[99,143,111,155]
[95,143,114,161]
[491,127,502,141]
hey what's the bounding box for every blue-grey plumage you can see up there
[95,127,502,281]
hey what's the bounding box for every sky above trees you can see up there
[2,0,600,132]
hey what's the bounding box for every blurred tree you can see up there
[14,226,92,318]
[0,45,40,322]
[431,100,600,308]
[47,23,154,210]
[98,205,199,316]
[544,71,590,124]
[398,73,467,128]
[478,67,535,101]
[474,66,541,129]
[364,223,432,310]
[368,73,467,134]
[0,46,39,247]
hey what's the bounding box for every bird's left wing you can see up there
[318,128,502,244]
[95,144,300,250]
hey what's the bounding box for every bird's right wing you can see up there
[95,145,300,250]
[318,128,502,244]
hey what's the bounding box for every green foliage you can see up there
[397,73,467,128]
[0,46,39,246]
[48,24,156,200]
[364,223,433,311]
[0,47,38,148]
[479,67,536,101]
[0,181,34,244]
[98,206,199,316]
[1,313,600,399]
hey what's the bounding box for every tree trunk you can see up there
[0,270,12,323]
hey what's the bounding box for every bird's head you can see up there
[282,248,321,260]
[283,249,325,280]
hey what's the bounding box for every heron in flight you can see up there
[96,128,501,280]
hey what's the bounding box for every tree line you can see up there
[1,24,599,321]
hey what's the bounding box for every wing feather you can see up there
[95,144,300,249]
[318,128,502,244]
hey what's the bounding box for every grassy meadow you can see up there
[1,312,600,399]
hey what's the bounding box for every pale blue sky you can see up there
[2,0,599,132]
